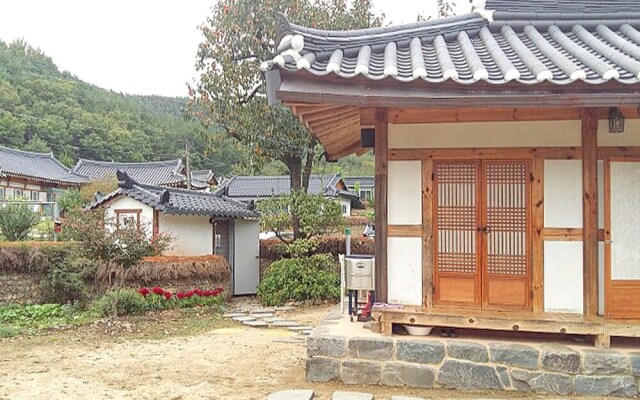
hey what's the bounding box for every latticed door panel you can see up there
[433,162,481,307]
[482,161,531,311]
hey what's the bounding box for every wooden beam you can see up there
[582,109,599,317]
[389,147,580,161]
[374,107,389,303]
[360,107,375,127]
[531,158,544,313]
[388,225,422,237]
[423,160,434,309]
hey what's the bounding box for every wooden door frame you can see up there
[432,160,483,309]
[432,158,533,311]
[480,159,532,312]
[603,157,640,318]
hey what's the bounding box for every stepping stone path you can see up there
[223,304,314,337]
[333,391,373,400]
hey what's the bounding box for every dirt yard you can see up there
[0,302,560,400]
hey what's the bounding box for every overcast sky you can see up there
[0,1,471,97]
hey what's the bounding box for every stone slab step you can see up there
[232,316,255,322]
[271,321,301,327]
[251,307,276,314]
[300,329,313,335]
[262,317,287,323]
[272,338,306,344]
[252,313,275,319]
[267,389,314,400]
[243,320,268,327]
[275,306,297,311]
[288,326,314,331]
[332,391,372,400]
[222,313,247,318]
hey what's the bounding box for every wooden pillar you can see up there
[582,109,599,316]
[531,158,544,313]
[374,108,388,303]
[422,160,434,308]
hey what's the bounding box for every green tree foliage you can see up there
[0,201,40,241]
[190,0,381,190]
[0,39,246,176]
[259,190,344,243]
[257,253,340,306]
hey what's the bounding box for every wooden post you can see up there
[423,160,434,308]
[531,158,544,313]
[582,109,599,316]
[374,108,389,303]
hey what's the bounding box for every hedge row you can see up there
[260,236,375,261]
[0,242,74,274]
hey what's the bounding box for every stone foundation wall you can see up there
[0,272,42,305]
[307,334,640,397]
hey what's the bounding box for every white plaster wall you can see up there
[388,161,422,225]
[8,182,24,189]
[598,119,640,146]
[389,121,581,149]
[159,214,213,256]
[544,241,584,314]
[387,237,423,305]
[338,197,351,216]
[25,184,40,191]
[544,160,583,228]
[104,197,154,236]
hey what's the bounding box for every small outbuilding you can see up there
[90,171,261,295]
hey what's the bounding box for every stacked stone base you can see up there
[307,335,640,397]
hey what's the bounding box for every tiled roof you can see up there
[262,1,640,85]
[73,159,186,186]
[190,169,217,189]
[343,176,374,188]
[90,171,259,219]
[0,146,88,185]
[216,174,354,198]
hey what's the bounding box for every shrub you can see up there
[93,290,148,317]
[40,256,95,305]
[0,303,75,329]
[0,201,40,241]
[257,254,340,306]
[0,325,18,338]
[260,236,375,262]
[57,189,85,215]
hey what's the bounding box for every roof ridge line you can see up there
[0,145,53,158]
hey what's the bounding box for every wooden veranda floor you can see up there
[371,306,640,349]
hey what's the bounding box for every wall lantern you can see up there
[609,107,625,134]
[361,128,375,148]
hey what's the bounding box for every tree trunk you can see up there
[302,138,316,193]
[283,155,303,239]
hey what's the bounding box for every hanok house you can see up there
[0,146,88,216]
[215,174,363,216]
[343,176,375,202]
[73,158,217,191]
[89,171,261,295]
[263,0,640,347]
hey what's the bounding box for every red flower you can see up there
[152,286,164,295]
[194,289,204,297]
[211,289,220,296]
[138,287,150,297]
[177,292,185,299]
[185,291,195,298]
[204,290,213,297]
[164,291,172,300]
[216,287,224,293]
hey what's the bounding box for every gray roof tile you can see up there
[264,2,640,85]
[218,174,353,199]
[73,158,186,186]
[90,171,258,219]
[0,146,88,185]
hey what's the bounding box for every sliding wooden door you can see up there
[604,159,640,318]
[434,160,531,311]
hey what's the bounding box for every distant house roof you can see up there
[89,171,259,219]
[343,176,374,189]
[0,146,88,186]
[191,169,218,189]
[216,174,357,199]
[73,159,186,187]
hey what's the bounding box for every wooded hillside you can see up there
[0,39,372,177]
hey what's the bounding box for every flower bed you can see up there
[138,286,225,309]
